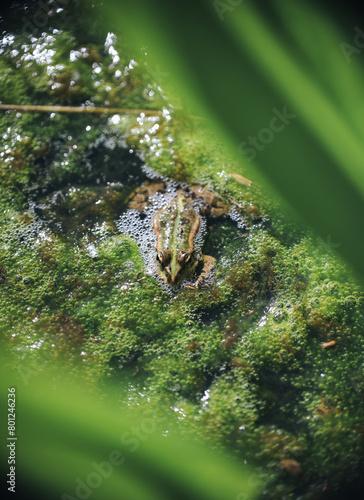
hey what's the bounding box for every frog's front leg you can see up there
[126,181,165,211]
[195,255,216,288]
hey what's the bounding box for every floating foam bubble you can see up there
[228,205,248,230]
[0,208,47,252]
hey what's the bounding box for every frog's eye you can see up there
[157,250,170,266]
[177,251,187,264]
[156,251,164,263]
[178,252,193,266]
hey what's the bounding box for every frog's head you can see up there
[156,249,198,286]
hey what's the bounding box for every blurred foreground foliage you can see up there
[106,0,364,282]
[0,362,256,500]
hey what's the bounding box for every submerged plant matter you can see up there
[0,2,363,499]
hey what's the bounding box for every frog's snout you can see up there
[169,272,181,286]
[163,265,181,286]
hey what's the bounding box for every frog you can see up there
[126,181,231,287]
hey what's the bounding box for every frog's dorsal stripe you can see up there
[169,193,183,277]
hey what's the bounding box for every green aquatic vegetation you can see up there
[201,369,259,440]
[1,112,363,500]
[0,17,164,214]
[0,210,142,347]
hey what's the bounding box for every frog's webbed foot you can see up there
[126,181,166,211]
[189,185,230,218]
[194,255,216,288]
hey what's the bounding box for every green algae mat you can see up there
[1,1,364,499]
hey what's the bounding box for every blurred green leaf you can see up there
[105,0,364,281]
[0,363,256,500]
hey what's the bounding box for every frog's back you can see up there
[154,191,200,254]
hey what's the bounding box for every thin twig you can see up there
[0,103,162,116]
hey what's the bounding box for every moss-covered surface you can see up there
[1,3,363,499]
